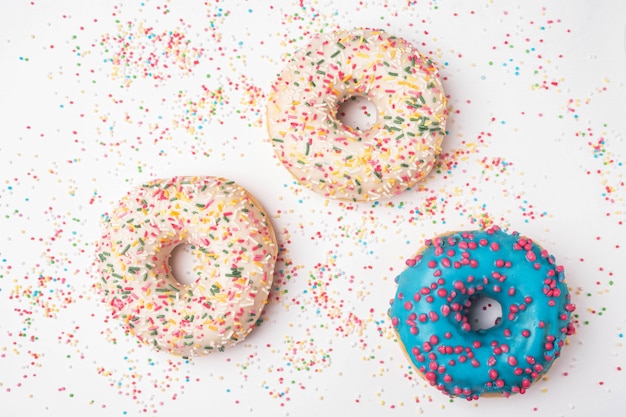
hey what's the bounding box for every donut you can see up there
[389,226,576,400]
[94,176,278,357]
[267,28,447,202]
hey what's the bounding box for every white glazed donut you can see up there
[95,176,278,357]
[267,28,447,202]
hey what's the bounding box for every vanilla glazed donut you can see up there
[389,226,575,400]
[95,176,278,357]
[267,28,447,202]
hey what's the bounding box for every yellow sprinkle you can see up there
[397,80,420,90]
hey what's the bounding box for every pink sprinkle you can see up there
[440,304,451,316]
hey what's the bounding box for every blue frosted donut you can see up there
[389,226,575,400]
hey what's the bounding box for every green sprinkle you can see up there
[406,100,421,109]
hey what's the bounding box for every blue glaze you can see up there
[389,226,575,400]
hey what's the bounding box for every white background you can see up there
[1,1,625,416]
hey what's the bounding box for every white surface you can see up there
[1,1,625,416]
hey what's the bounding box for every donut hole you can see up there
[336,95,377,131]
[466,295,502,331]
[169,243,199,286]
